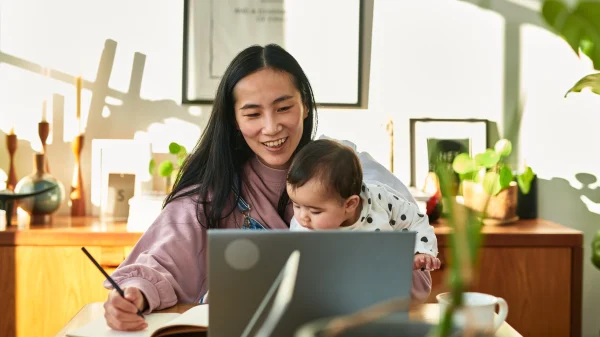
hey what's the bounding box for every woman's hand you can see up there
[413,253,441,271]
[104,287,148,331]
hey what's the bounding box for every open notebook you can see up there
[68,249,301,337]
[66,304,208,337]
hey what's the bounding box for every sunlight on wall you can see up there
[316,109,390,167]
[0,0,186,146]
[0,0,210,217]
[368,0,505,184]
[519,23,600,186]
[134,117,201,154]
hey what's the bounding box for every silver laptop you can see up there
[207,230,417,337]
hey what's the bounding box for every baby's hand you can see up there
[413,253,441,271]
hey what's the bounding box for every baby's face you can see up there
[286,179,348,230]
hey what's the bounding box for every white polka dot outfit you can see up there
[290,182,439,257]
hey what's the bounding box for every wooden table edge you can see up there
[56,302,522,337]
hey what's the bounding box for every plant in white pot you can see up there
[451,139,535,225]
[148,142,188,194]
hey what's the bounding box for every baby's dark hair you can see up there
[287,139,363,199]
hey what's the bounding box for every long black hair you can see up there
[164,44,318,228]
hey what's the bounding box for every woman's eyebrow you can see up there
[239,95,294,110]
[272,94,293,104]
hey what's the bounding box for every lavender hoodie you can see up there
[105,156,433,312]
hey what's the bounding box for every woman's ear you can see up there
[344,195,361,213]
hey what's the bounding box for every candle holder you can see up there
[6,134,18,191]
[38,121,50,173]
[386,119,394,173]
[70,134,86,216]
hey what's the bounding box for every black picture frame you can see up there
[409,118,490,189]
[181,0,365,107]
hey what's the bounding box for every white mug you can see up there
[436,292,508,333]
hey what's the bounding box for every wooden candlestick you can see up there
[38,121,50,173]
[386,119,394,173]
[70,134,86,216]
[6,134,18,191]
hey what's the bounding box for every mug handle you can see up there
[493,297,509,331]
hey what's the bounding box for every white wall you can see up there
[1,0,599,335]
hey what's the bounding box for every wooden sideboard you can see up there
[0,216,582,337]
[429,218,583,337]
[0,216,136,337]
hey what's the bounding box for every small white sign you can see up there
[102,173,136,221]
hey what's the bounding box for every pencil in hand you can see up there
[81,247,144,318]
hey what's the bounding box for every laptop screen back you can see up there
[207,230,416,337]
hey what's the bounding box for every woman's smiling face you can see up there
[234,68,307,169]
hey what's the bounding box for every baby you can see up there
[286,139,441,271]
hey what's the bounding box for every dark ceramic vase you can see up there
[516,175,537,219]
[14,153,65,225]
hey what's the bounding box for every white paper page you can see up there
[159,304,209,328]
[67,313,179,337]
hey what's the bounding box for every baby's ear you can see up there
[344,195,361,212]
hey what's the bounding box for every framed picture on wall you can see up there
[182,0,365,107]
[409,118,489,191]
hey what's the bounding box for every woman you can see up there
[103,44,433,331]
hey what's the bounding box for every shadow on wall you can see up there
[538,173,600,336]
[0,38,210,214]
[460,0,544,163]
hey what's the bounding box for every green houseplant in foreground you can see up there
[148,142,187,193]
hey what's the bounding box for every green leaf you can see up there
[499,165,514,189]
[471,168,486,183]
[541,0,568,29]
[459,172,476,181]
[168,142,181,155]
[452,153,477,175]
[592,230,600,270]
[482,171,502,196]
[158,160,174,177]
[573,2,600,70]
[148,159,156,175]
[475,149,500,168]
[494,139,512,157]
[178,145,188,157]
[517,166,536,194]
[565,72,600,97]
[177,157,185,167]
[541,0,600,71]
[581,37,594,57]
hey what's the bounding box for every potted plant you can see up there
[148,142,187,194]
[451,139,535,224]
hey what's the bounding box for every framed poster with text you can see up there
[182,0,365,107]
